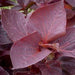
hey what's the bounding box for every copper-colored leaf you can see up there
[10,32,51,69]
[26,1,66,43]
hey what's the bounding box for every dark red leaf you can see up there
[67,16,75,27]
[0,66,9,75]
[0,50,9,57]
[10,32,51,69]
[54,27,75,50]
[36,60,62,75]
[33,0,53,4]
[0,0,16,7]
[2,9,27,42]
[26,1,66,43]
[66,8,75,19]
[11,5,23,11]
[66,0,75,7]
[17,0,30,7]
[60,49,75,58]
[60,57,75,75]
[0,22,12,45]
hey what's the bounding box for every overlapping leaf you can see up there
[10,32,51,69]
[36,60,62,75]
[2,10,27,42]
[53,27,75,58]
[66,9,75,19]
[26,1,66,43]
[0,66,9,75]
[17,0,30,7]
[0,0,16,7]
[67,16,75,27]
[66,0,75,7]
[60,57,75,75]
[0,24,12,45]
[54,27,75,50]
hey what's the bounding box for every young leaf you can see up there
[26,1,66,43]
[2,9,27,42]
[10,32,51,69]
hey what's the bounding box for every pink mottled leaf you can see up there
[2,9,27,42]
[26,1,66,43]
[10,32,51,69]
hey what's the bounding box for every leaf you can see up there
[53,27,75,50]
[13,66,41,75]
[26,1,66,43]
[33,0,53,4]
[17,0,30,7]
[60,49,75,58]
[67,16,75,27]
[60,57,75,75]
[2,9,27,42]
[10,32,51,69]
[66,0,75,7]
[0,0,16,7]
[0,50,9,57]
[66,8,75,19]
[36,60,62,75]
[0,23,12,45]
[0,66,9,75]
